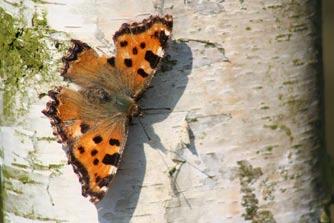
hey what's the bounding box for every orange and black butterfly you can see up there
[42,15,173,203]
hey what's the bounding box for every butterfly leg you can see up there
[138,117,151,141]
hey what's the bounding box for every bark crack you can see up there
[176,37,230,62]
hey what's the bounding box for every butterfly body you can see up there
[81,87,138,117]
[42,15,173,203]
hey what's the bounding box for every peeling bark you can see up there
[0,0,328,222]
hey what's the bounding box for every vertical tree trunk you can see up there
[1,0,327,222]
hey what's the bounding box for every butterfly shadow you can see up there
[96,40,193,223]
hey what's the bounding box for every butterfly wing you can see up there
[42,15,173,203]
[61,39,129,96]
[61,15,173,98]
[43,87,128,203]
[113,15,173,97]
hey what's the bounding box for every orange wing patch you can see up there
[70,120,127,203]
[43,87,87,143]
[62,40,120,91]
[113,15,173,97]
[43,87,128,203]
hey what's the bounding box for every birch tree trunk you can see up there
[0,0,328,222]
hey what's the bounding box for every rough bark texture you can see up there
[0,0,327,222]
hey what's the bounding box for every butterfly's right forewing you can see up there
[113,15,173,97]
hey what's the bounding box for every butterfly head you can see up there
[129,103,140,117]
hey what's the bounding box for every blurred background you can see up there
[323,0,334,158]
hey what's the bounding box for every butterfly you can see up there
[42,15,173,203]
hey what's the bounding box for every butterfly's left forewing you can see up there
[61,39,126,95]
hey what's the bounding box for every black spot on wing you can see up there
[93,158,99,165]
[120,40,128,47]
[78,146,85,154]
[93,135,103,144]
[80,123,90,134]
[109,138,120,146]
[124,58,132,67]
[145,50,161,69]
[91,149,98,156]
[132,47,138,55]
[137,68,149,78]
[107,57,115,66]
[102,153,120,166]
[140,42,146,49]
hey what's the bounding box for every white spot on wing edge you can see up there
[109,166,118,175]
[156,47,164,57]
[100,186,108,192]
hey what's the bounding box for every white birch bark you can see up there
[0,0,327,222]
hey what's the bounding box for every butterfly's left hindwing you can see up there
[43,87,128,203]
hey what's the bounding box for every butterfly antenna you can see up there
[141,107,171,113]
[138,118,151,141]
[141,107,171,110]
[156,149,192,208]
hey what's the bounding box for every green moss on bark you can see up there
[0,7,65,124]
[238,160,276,223]
[0,6,67,222]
